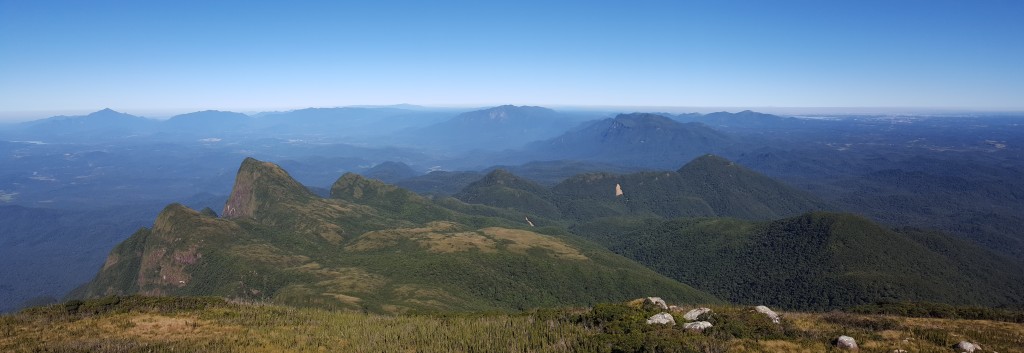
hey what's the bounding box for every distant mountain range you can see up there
[521,113,737,169]
[17,108,158,139]
[399,105,593,151]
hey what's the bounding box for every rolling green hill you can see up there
[77,158,718,313]
[573,212,1024,311]
[454,154,826,223]
[454,169,562,219]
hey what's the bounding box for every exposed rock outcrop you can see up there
[955,341,981,352]
[223,157,312,219]
[754,305,780,324]
[835,336,858,350]
[644,297,668,310]
[682,321,712,332]
[646,312,675,325]
[683,307,711,321]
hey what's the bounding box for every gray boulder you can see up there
[754,305,780,324]
[835,335,858,350]
[646,312,676,325]
[682,321,713,332]
[955,341,981,352]
[644,297,668,310]
[683,307,712,321]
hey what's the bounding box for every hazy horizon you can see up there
[3,104,1024,123]
[2,0,1022,120]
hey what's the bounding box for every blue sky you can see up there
[1,0,1022,120]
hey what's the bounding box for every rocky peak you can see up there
[222,157,311,219]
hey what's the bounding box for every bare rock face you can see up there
[646,312,676,325]
[754,305,780,324]
[683,307,712,321]
[835,336,858,350]
[955,341,981,352]
[222,157,310,219]
[682,321,713,332]
[644,297,668,310]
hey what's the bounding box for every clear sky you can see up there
[1,0,1022,120]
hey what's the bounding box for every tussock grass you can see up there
[6,296,1023,353]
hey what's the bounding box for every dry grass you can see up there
[2,300,587,353]
[3,298,1023,353]
[782,311,1024,353]
[480,227,588,260]
[346,223,588,260]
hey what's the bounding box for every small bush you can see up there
[822,312,900,331]
[64,300,84,315]
[581,303,651,335]
[704,306,785,340]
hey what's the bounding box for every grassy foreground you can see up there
[2,296,1022,353]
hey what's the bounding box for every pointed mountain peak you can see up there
[222,157,311,219]
[80,108,148,122]
[87,108,127,117]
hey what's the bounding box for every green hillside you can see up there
[455,169,563,219]
[78,158,718,313]
[573,212,1024,310]
[454,155,826,223]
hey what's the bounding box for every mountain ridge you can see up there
[524,113,736,168]
[78,157,719,312]
[455,154,825,223]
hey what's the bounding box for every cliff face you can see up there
[82,203,243,297]
[222,157,311,219]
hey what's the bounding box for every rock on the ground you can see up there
[955,341,981,352]
[754,305,780,324]
[644,297,668,310]
[835,336,858,350]
[646,312,676,325]
[682,321,713,332]
[683,307,712,321]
